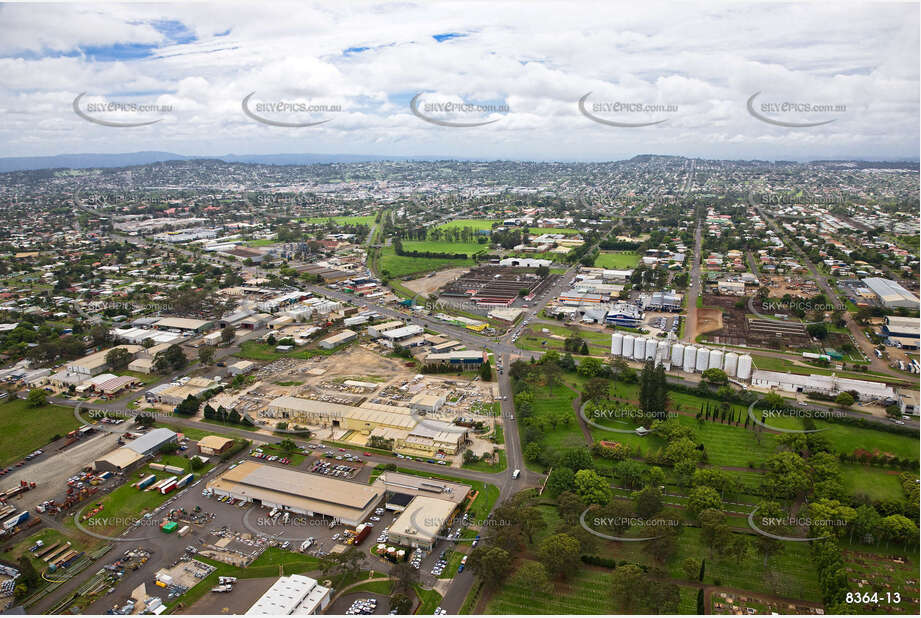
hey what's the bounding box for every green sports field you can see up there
[593,251,640,269]
[0,398,81,467]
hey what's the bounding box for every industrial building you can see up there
[65,345,143,377]
[94,428,177,472]
[197,435,235,455]
[750,370,897,402]
[153,317,213,334]
[422,350,486,368]
[862,277,920,310]
[318,329,357,350]
[245,574,331,615]
[379,324,425,348]
[386,495,460,551]
[207,461,382,526]
[604,302,643,327]
[264,397,466,456]
[882,316,920,339]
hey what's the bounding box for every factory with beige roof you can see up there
[264,395,467,457]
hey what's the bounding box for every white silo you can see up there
[611,333,623,356]
[695,347,709,372]
[622,335,635,358]
[737,354,753,380]
[634,337,647,361]
[683,346,696,372]
[645,338,657,360]
[723,352,739,377]
[659,340,670,363]
[710,349,724,372]
[671,343,685,367]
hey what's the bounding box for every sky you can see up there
[0,1,918,161]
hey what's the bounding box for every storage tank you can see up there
[671,343,685,367]
[645,338,657,360]
[633,338,647,360]
[710,349,724,372]
[659,340,670,363]
[622,335,634,358]
[737,354,753,380]
[683,346,696,372]
[611,333,623,356]
[723,352,739,377]
[695,347,709,372]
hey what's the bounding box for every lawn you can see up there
[593,251,640,269]
[762,414,919,459]
[0,398,81,467]
[379,246,475,278]
[462,448,507,473]
[486,560,622,614]
[839,464,906,502]
[436,219,499,232]
[414,584,443,614]
[300,215,376,225]
[531,227,581,235]
[401,240,486,255]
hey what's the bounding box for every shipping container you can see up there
[136,475,157,490]
[176,474,194,489]
[159,480,177,495]
[178,525,191,537]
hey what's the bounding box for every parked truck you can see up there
[2,510,29,530]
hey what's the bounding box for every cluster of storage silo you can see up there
[611,333,752,380]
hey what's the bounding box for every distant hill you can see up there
[0,151,469,173]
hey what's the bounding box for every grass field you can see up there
[0,398,81,467]
[839,464,906,502]
[435,219,499,232]
[486,560,621,614]
[379,246,475,278]
[401,240,485,255]
[300,215,375,225]
[593,251,640,269]
[531,227,581,235]
[762,414,919,459]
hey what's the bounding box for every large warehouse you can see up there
[862,277,920,310]
[387,495,460,551]
[246,574,330,615]
[264,396,466,456]
[207,461,382,526]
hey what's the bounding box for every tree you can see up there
[834,392,855,408]
[682,557,702,581]
[321,546,363,582]
[479,360,493,381]
[577,357,603,377]
[105,346,132,371]
[698,508,729,554]
[764,451,811,498]
[389,594,413,614]
[537,533,581,579]
[610,564,648,612]
[542,361,562,393]
[574,469,611,505]
[510,561,552,594]
[17,554,39,590]
[546,467,576,496]
[221,325,236,343]
[26,388,47,408]
[688,486,722,519]
[556,491,586,524]
[634,486,663,519]
[701,368,728,385]
[467,546,512,587]
[583,377,610,402]
[558,448,594,472]
[389,562,418,596]
[198,345,215,365]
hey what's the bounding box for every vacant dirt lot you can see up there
[403,267,469,297]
